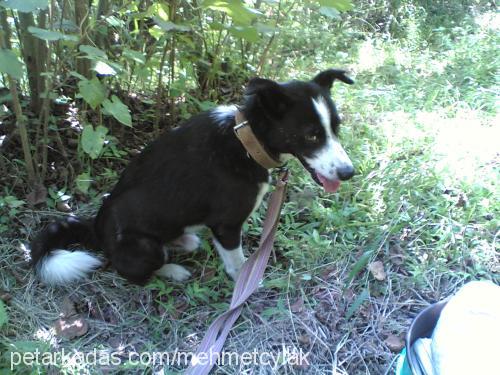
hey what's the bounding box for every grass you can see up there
[1,9,499,375]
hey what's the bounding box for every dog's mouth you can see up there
[297,157,341,193]
[315,173,341,193]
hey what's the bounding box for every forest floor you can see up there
[1,10,499,375]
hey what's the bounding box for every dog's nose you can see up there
[337,165,355,181]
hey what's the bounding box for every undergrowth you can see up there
[1,7,498,375]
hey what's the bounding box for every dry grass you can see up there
[0,202,482,374]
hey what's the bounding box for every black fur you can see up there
[30,217,97,267]
[31,69,354,285]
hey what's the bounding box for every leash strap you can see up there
[233,110,283,170]
[186,170,289,375]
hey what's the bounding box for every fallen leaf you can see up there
[0,292,11,303]
[54,315,88,340]
[56,201,72,212]
[297,334,311,346]
[368,261,386,281]
[385,334,405,352]
[389,244,405,266]
[26,184,47,206]
[170,300,188,319]
[320,264,337,280]
[200,267,216,282]
[290,297,304,313]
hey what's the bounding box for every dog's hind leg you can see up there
[110,234,165,284]
[169,233,201,253]
[112,234,191,284]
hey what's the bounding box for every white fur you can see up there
[155,263,192,282]
[213,239,246,280]
[305,96,353,179]
[38,249,102,285]
[211,105,238,124]
[170,233,200,252]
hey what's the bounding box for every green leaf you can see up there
[255,23,276,35]
[346,250,373,285]
[0,0,48,13]
[93,61,117,76]
[202,0,261,25]
[102,95,132,127]
[77,78,106,110]
[345,288,369,319]
[209,22,225,31]
[81,125,108,159]
[319,6,341,19]
[79,45,107,60]
[4,196,25,208]
[0,300,7,328]
[317,0,353,11]
[263,277,288,289]
[148,25,164,40]
[122,49,146,65]
[69,70,87,81]
[153,17,191,32]
[28,26,78,42]
[75,171,91,194]
[228,26,259,42]
[0,49,24,79]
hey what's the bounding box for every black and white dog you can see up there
[30,69,355,285]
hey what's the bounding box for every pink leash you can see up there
[186,170,289,375]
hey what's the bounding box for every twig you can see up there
[0,19,38,184]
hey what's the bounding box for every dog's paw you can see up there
[155,264,191,282]
[226,257,247,281]
[171,234,201,252]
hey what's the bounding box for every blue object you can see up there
[395,348,412,375]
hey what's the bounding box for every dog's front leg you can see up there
[212,225,246,281]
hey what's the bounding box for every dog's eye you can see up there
[305,134,319,143]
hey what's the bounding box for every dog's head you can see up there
[245,69,355,192]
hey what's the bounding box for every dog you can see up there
[30,69,355,285]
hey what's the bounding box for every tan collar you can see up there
[233,110,283,169]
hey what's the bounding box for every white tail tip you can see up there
[38,249,102,285]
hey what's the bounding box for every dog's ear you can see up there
[246,78,291,118]
[312,69,354,90]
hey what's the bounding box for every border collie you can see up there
[30,69,355,285]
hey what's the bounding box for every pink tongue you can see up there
[316,173,341,193]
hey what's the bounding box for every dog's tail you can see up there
[30,216,102,285]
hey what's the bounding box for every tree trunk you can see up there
[0,12,37,184]
[95,0,110,51]
[18,12,46,113]
[0,8,12,49]
[36,10,49,101]
[75,0,91,78]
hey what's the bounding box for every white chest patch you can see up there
[211,105,237,125]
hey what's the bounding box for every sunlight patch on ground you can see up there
[475,11,500,31]
[355,38,387,72]
[417,109,499,185]
[34,327,57,347]
[378,109,498,186]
